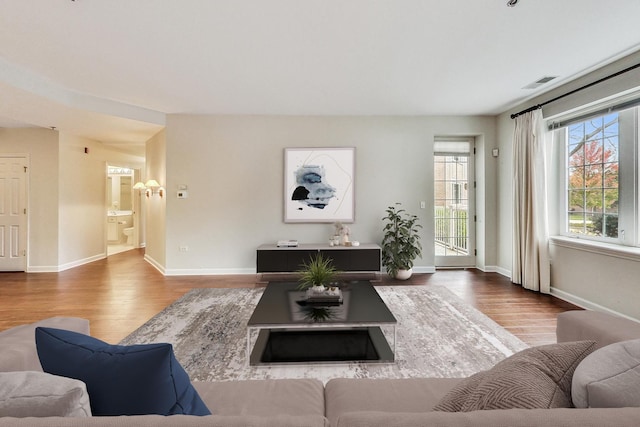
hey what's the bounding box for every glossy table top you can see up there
[247,281,397,327]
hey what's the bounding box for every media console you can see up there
[256,243,381,273]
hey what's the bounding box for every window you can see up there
[566,113,619,238]
[556,106,638,245]
[453,182,462,205]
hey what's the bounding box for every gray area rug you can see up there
[120,285,528,383]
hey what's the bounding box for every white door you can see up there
[0,156,27,271]
[434,138,476,268]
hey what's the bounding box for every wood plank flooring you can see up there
[0,249,580,346]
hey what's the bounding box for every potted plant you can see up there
[381,203,423,280]
[297,253,338,292]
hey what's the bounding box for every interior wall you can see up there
[162,114,496,274]
[58,134,145,270]
[58,134,107,268]
[496,50,640,319]
[143,129,167,270]
[0,128,59,270]
[0,128,146,271]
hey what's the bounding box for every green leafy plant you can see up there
[381,203,423,278]
[299,305,338,322]
[297,254,338,290]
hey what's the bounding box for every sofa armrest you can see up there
[0,317,90,372]
[557,310,640,349]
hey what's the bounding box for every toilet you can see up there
[123,227,134,245]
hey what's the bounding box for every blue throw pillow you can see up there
[35,327,211,416]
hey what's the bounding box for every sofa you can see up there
[0,311,639,426]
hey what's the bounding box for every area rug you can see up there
[120,285,528,383]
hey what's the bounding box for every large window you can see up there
[566,113,619,238]
[557,106,638,245]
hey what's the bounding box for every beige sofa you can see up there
[1,312,640,426]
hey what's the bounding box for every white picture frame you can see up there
[284,147,355,223]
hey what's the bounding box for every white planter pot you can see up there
[394,268,413,280]
[309,285,326,294]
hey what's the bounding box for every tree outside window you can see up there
[566,113,619,238]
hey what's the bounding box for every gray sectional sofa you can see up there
[1,312,640,426]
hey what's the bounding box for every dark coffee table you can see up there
[247,281,397,365]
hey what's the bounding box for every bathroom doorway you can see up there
[106,165,141,256]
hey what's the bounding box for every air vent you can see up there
[523,76,558,90]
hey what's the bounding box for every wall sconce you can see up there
[133,181,146,191]
[144,179,164,198]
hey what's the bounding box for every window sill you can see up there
[550,236,640,262]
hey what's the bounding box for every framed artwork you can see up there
[284,147,355,223]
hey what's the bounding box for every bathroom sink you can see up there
[107,210,132,217]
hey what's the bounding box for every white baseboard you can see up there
[476,265,511,278]
[550,288,639,322]
[27,265,62,273]
[494,266,511,278]
[163,267,256,276]
[143,254,166,275]
[28,253,106,273]
[413,266,436,274]
[58,254,106,272]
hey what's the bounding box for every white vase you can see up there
[395,268,413,280]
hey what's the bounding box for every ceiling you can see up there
[1,0,640,146]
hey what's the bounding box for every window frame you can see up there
[556,108,639,247]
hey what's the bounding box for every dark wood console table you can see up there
[256,243,381,273]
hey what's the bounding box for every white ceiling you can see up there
[1,0,640,145]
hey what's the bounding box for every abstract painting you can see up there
[284,147,355,223]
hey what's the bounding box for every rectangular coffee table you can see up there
[247,281,397,365]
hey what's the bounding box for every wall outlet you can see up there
[179,246,189,252]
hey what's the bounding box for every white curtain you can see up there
[512,110,551,293]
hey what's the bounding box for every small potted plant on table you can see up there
[297,253,338,293]
[381,203,423,280]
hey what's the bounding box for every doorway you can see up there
[434,138,476,268]
[106,165,138,256]
[0,155,28,271]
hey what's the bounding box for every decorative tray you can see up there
[299,287,343,305]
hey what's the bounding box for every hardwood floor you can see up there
[0,249,580,346]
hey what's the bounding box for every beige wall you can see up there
[0,128,59,269]
[0,128,145,271]
[58,134,144,269]
[58,134,107,267]
[143,129,166,270]
[161,114,497,274]
[496,50,640,319]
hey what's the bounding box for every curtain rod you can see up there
[510,62,640,120]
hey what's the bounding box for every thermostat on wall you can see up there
[177,190,188,199]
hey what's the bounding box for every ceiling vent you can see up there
[523,76,558,90]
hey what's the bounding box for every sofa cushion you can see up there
[557,310,640,349]
[433,341,596,412]
[334,408,640,427]
[35,327,210,417]
[193,379,326,417]
[325,377,460,426]
[0,371,91,417]
[572,338,640,408]
[0,317,89,372]
[0,414,331,427]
